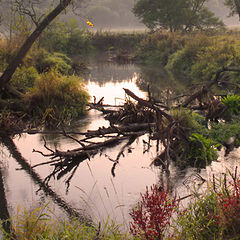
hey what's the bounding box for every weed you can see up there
[129,184,177,240]
[1,204,131,240]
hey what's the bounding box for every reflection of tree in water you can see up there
[136,65,192,104]
[0,165,11,235]
[84,62,140,86]
[0,135,89,223]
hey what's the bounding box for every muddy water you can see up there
[0,62,240,230]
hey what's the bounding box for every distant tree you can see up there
[132,0,224,32]
[224,0,240,18]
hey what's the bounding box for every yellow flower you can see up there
[86,19,93,27]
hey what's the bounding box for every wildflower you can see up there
[86,19,93,27]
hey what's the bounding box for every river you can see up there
[0,61,240,231]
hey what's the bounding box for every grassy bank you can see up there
[135,30,240,83]
[2,168,240,240]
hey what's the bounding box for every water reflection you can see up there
[0,135,89,222]
[135,64,191,104]
[0,164,11,234]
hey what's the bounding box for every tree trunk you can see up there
[0,0,72,90]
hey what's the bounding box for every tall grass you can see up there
[1,204,131,240]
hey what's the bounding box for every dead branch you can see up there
[123,88,173,122]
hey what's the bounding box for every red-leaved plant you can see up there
[217,170,240,236]
[129,184,177,240]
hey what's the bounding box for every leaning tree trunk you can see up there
[0,0,72,91]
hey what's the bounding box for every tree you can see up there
[132,0,224,32]
[224,0,240,18]
[0,0,78,95]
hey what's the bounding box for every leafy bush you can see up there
[39,21,69,53]
[136,32,185,66]
[187,133,220,167]
[24,68,90,127]
[33,49,72,74]
[166,34,210,80]
[66,29,94,56]
[92,31,144,53]
[222,94,240,115]
[10,66,38,92]
[206,118,240,148]
[190,36,240,81]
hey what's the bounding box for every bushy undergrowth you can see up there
[33,49,72,74]
[136,32,185,66]
[10,66,38,92]
[24,68,90,127]
[136,31,240,82]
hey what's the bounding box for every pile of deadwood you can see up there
[31,67,240,185]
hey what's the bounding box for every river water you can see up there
[0,61,240,230]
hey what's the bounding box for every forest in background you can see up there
[0,0,238,32]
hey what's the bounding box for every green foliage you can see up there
[207,118,240,147]
[186,133,220,167]
[24,68,90,127]
[92,31,144,53]
[174,171,240,239]
[66,29,94,56]
[10,66,38,92]
[166,34,211,79]
[190,36,240,81]
[40,19,94,56]
[136,32,185,65]
[133,0,224,32]
[40,21,69,53]
[33,49,72,74]
[1,205,130,240]
[222,94,240,115]
[176,189,219,240]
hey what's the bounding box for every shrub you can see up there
[217,173,240,238]
[136,32,185,66]
[190,36,240,81]
[186,133,220,167]
[33,49,72,74]
[24,68,90,127]
[66,29,94,56]
[129,184,177,240]
[9,66,38,92]
[221,94,240,115]
[166,34,210,80]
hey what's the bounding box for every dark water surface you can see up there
[0,62,240,230]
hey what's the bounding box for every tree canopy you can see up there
[133,0,224,32]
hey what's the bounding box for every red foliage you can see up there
[217,176,240,234]
[129,184,177,240]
